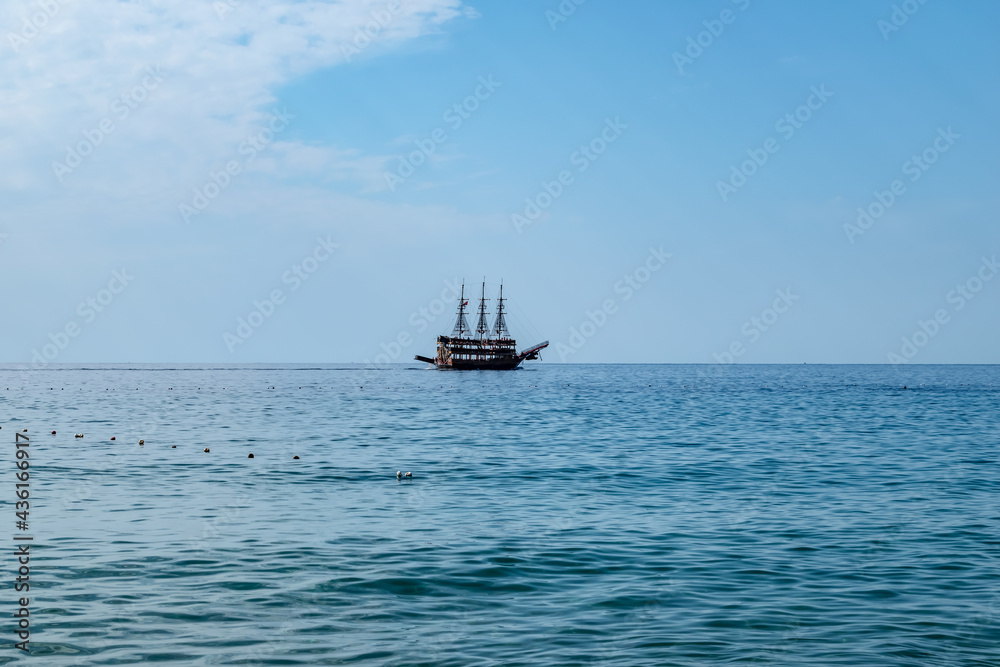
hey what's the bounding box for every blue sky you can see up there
[2,0,998,364]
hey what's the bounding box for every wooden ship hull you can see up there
[414,282,548,371]
[415,337,548,371]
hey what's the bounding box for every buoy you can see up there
[292,455,300,460]
[75,434,84,438]
[110,436,116,441]
[171,445,176,448]
[139,440,144,445]
[51,430,56,435]
[22,428,27,432]
[204,448,210,453]
[396,471,402,479]
[404,471,412,478]
[248,453,254,458]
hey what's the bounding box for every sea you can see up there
[0,363,997,666]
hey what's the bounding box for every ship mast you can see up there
[492,281,510,339]
[475,280,490,339]
[452,283,470,338]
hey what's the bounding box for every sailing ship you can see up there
[414,281,548,370]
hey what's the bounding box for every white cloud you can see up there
[1,0,465,201]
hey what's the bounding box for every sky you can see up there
[1,0,998,364]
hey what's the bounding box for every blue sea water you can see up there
[0,363,998,666]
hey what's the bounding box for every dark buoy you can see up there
[204,448,210,453]
[293,455,300,460]
[74,433,84,438]
[404,471,412,478]
[248,453,254,458]
[396,471,402,479]
[171,445,176,448]
[51,430,56,435]
[139,440,144,445]
[110,436,116,441]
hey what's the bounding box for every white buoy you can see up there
[396,471,402,480]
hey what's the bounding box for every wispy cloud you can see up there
[1,0,465,205]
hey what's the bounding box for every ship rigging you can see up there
[414,281,548,370]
